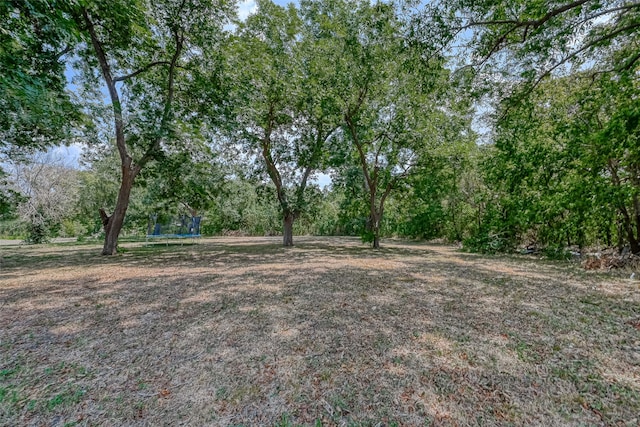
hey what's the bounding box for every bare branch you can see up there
[54,45,73,61]
[571,3,640,28]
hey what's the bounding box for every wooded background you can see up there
[1,0,638,256]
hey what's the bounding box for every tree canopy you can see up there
[2,0,639,256]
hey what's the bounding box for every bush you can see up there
[0,220,25,239]
[463,230,514,254]
[24,221,50,244]
[60,219,87,238]
[542,245,572,260]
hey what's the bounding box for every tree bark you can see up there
[101,167,135,255]
[283,211,294,247]
[372,234,380,249]
[369,210,381,249]
[80,6,183,255]
[628,228,640,255]
[632,193,640,254]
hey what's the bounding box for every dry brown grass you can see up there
[1,236,639,426]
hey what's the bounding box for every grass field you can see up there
[1,236,639,426]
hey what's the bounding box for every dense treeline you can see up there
[1,0,638,255]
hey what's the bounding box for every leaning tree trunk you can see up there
[283,211,295,247]
[100,167,135,255]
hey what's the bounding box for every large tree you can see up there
[468,70,640,254]
[224,0,339,246]
[419,0,640,253]
[306,0,457,248]
[11,153,80,243]
[66,0,233,254]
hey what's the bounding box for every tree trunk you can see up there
[617,217,625,253]
[372,233,380,249]
[370,212,381,249]
[283,212,294,247]
[618,207,640,255]
[628,231,640,255]
[620,217,640,255]
[605,220,612,247]
[632,193,640,255]
[101,168,135,255]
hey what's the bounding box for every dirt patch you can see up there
[1,236,639,426]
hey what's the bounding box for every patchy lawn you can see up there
[1,236,639,426]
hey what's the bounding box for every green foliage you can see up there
[24,220,51,244]
[465,70,640,254]
[7,0,640,256]
[0,169,21,220]
[424,0,640,98]
[463,224,516,255]
[305,0,467,247]
[542,245,572,261]
[142,144,224,216]
[74,149,120,235]
[0,0,81,153]
[419,0,640,254]
[202,179,280,236]
[220,0,342,245]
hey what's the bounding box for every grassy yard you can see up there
[0,236,639,426]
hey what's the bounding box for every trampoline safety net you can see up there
[146,214,202,238]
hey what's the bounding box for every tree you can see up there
[423,0,640,90]
[141,142,225,217]
[0,1,81,167]
[307,0,455,248]
[0,169,21,221]
[75,146,128,236]
[10,153,79,243]
[389,141,481,242]
[59,0,235,255]
[224,0,339,246]
[468,70,640,254]
[416,0,640,254]
[563,74,640,253]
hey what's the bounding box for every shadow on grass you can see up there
[1,236,638,425]
[1,236,437,277]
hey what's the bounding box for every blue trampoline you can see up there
[146,214,202,244]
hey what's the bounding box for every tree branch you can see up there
[113,61,173,82]
[532,21,640,89]
[54,45,74,61]
[346,114,373,192]
[571,3,640,28]
[467,0,591,29]
[136,28,185,171]
[81,8,130,168]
